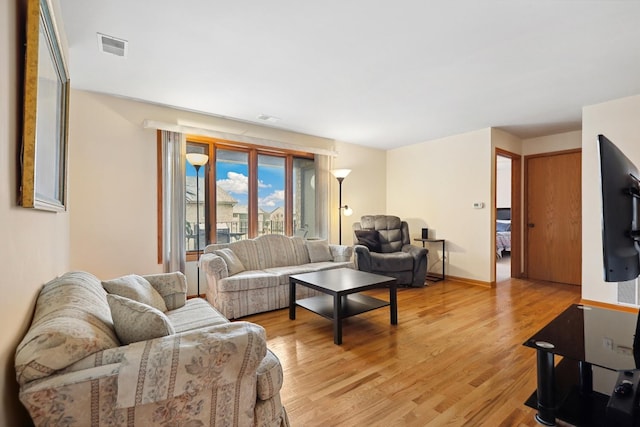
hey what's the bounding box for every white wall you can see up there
[387,128,494,282]
[330,141,387,245]
[496,160,511,208]
[522,130,582,155]
[0,0,71,424]
[582,94,640,304]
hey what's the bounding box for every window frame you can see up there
[182,135,314,261]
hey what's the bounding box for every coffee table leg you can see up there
[390,283,397,325]
[334,294,342,345]
[289,279,296,320]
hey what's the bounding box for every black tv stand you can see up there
[524,304,640,426]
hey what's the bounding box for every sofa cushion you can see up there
[354,230,382,252]
[15,272,120,385]
[207,239,262,271]
[305,261,353,272]
[107,294,175,344]
[264,265,318,285]
[306,239,333,262]
[219,271,280,292]
[102,274,168,312]
[143,272,188,310]
[214,248,246,275]
[255,234,308,268]
[166,297,229,333]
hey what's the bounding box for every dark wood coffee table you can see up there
[289,268,397,345]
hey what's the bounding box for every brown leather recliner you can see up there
[352,215,428,287]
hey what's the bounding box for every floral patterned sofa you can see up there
[15,271,289,427]
[200,235,354,319]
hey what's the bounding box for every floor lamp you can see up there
[331,169,353,245]
[187,153,209,298]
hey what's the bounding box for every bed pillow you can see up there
[355,229,382,253]
[107,294,175,345]
[496,221,511,232]
[214,248,246,275]
[306,240,333,263]
[102,274,168,312]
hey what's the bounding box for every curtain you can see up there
[161,131,186,273]
[314,154,330,239]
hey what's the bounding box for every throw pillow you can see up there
[102,274,168,312]
[214,248,246,275]
[306,239,333,263]
[355,229,382,252]
[107,294,175,345]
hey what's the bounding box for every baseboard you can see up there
[580,298,639,313]
[446,275,493,288]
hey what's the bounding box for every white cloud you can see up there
[217,171,271,194]
[259,190,284,208]
[217,172,248,194]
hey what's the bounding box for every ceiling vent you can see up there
[97,33,128,57]
[257,114,281,123]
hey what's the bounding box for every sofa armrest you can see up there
[143,271,188,310]
[20,362,121,396]
[117,321,266,408]
[330,244,354,262]
[353,245,373,272]
[256,349,284,401]
[19,322,269,426]
[200,252,229,280]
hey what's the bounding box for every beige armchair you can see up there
[353,215,428,287]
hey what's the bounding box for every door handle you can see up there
[528,223,535,228]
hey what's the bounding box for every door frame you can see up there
[523,148,582,281]
[495,148,522,283]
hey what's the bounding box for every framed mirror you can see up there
[20,0,70,211]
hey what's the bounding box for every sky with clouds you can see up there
[209,162,284,211]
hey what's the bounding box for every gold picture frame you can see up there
[20,0,70,211]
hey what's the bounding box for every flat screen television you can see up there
[598,134,640,282]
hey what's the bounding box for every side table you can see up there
[414,238,445,282]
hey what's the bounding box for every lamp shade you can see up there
[186,153,209,166]
[331,169,351,179]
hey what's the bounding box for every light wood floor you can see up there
[243,276,582,427]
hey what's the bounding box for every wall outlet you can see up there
[604,337,614,350]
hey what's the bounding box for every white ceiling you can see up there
[57,0,640,150]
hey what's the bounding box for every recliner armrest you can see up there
[353,245,373,272]
[402,244,428,287]
[402,244,427,259]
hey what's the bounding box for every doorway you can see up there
[496,155,512,281]
[495,148,521,283]
[525,150,582,285]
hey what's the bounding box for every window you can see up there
[185,137,314,254]
[216,149,248,243]
[258,154,285,236]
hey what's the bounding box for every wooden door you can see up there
[525,150,581,285]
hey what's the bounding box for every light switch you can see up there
[473,202,484,209]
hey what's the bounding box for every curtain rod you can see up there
[143,119,338,156]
